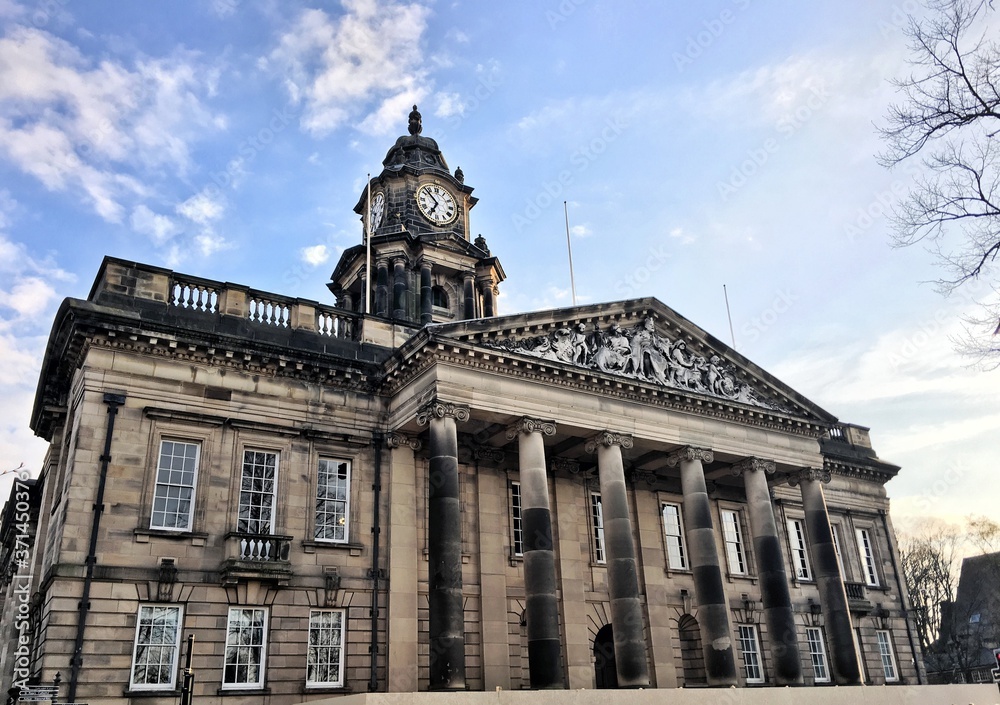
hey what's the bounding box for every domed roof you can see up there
[381,105,450,172]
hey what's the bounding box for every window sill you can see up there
[123,689,181,698]
[302,685,352,694]
[302,540,364,556]
[725,572,758,585]
[664,566,692,576]
[134,528,209,545]
[217,686,270,696]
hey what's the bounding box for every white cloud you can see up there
[266,1,432,136]
[571,224,592,238]
[0,25,224,221]
[0,276,56,319]
[176,190,225,225]
[301,244,331,266]
[130,205,182,244]
[669,227,696,245]
[435,92,465,119]
[195,232,231,257]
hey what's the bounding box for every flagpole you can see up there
[724,284,736,349]
[364,173,372,314]
[564,201,577,306]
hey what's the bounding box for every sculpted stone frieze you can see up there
[484,316,792,413]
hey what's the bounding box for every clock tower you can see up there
[328,106,505,327]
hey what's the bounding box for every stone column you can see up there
[392,257,407,320]
[507,417,563,689]
[790,468,861,685]
[665,447,738,686]
[416,400,470,690]
[462,271,476,320]
[358,275,368,314]
[552,459,592,689]
[385,433,422,691]
[731,457,802,685]
[474,447,511,690]
[585,431,650,688]
[375,259,390,317]
[420,261,433,326]
[479,276,496,317]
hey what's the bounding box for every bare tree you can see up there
[879,0,1000,366]
[898,523,961,654]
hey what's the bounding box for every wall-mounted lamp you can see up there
[808,598,823,627]
[734,593,759,624]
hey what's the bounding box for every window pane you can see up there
[511,482,523,557]
[307,609,345,686]
[722,510,746,574]
[787,519,812,580]
[591,493,605,564]
[661,503,687,570]
[239,451,276,535]
[315,458,350,542]
[806,627,830,682]
[151,441,199,530]
[738,625,763,683]
[876,630,898,681]
[131,605,181,689]
[856,529,879,586]
[223,608,267,687]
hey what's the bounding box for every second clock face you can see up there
[370,192,385,231]
[416,184,457,224]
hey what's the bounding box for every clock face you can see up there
[416,184,457,224]
[370,192,385,231]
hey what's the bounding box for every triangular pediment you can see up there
[416,298,837,424]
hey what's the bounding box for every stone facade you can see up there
[0,113,925,704]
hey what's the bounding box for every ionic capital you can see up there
[505,416,557,440]
[730,457,775,477]
[415,399,471,426]
[584,430,634,454]
[787,467,831,486]
[664,446,714,467]
[550,457,582,475]
[473,446,505,464]
[386,432,422,451]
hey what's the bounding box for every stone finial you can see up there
[584,430,634,454]
[505,417,557,440]
[415,399,470,425]
[787,467,832,486]
[455,166,464,183]
[730,457,776,477]
[408,104,422,135]
[474,233,490,255]
[664,446,714,467]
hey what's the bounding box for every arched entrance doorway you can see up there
[594,624,618,689]
[678,614,707,686]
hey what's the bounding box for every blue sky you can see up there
[0,0,997,529]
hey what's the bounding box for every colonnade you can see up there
[358,258,496,322]
[413,399,862,690]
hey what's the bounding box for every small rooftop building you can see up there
[0,109,925,704]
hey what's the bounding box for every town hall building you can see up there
[0,107,926,703]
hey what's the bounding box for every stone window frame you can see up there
[784,515,813,582]
[222,606,270,689]
[312,455,354,545]
[875,629,899,682]
[737,623,765,684]
[657,495,689,573]
[128,603,184,691]
[306,608,347,688]
[229,434,291,538]
[717,503,753,579]
[137,421,214,537]
[805,626,831,683]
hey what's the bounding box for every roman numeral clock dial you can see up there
[416,184,457,224]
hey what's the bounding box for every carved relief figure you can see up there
[484,316,791,412]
